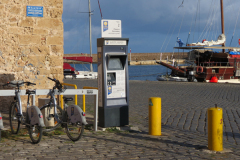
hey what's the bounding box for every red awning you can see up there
[63,56,92,63]
[63,63,75,71]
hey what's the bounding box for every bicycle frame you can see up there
[15,90,23,117]
[41,89,61,123]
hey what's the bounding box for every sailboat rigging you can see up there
[64,0,99,79]
[157,0,240,83]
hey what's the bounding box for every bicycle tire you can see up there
[28,125,42,144]
[40,105,63,132]
[9,102,20,134]
[65,113,84,141]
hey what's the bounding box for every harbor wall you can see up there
[64,52,188,64]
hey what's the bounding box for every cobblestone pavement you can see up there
[0,79,240,159]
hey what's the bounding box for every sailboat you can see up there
[64,0,98,79]
[158,0,240,83]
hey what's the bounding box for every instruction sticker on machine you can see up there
[107,70,126,98]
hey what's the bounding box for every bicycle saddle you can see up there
[63,97,73,102]
[26,89,36,95]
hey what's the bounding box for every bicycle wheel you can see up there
[40,105,63,132]
[65,113,84,141]
[9,102,20,134]
[28,125,42,144]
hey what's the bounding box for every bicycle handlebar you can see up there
[47,77,55,81]
[47,77,63,92]
[3,81,36,87]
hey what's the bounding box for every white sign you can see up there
[105,40,126,46]
[101,19,122,38]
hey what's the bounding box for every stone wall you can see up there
[0,0,64,112]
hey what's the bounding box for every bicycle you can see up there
[4,81,45,144]
[39,77,87,141]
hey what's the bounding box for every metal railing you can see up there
[82,86,98,113]
[198,61,240,68]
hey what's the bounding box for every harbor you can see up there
[63,52,188,65]
[129,59,186,65]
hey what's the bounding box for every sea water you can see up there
[70,63,169,81]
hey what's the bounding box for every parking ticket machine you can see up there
[97,38,129,128]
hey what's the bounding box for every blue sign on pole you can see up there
[26,6,43,17]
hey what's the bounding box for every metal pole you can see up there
[130,48,131,62]
[89,0,93,72]
[220,0,225,53]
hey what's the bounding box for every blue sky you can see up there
[63,0,240,54]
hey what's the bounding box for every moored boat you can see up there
[158,0,240,83]
[156,74,188,82]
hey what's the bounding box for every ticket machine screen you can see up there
[108,57,123,70]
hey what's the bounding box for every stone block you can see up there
[33,29,48,35]
[17,59,25,67]
[24,27,33,34]
[30,45,50,55]
[49,56,62,67]
[46,8,62,18]
[46,36,63,45]
[9,22,18,26]
[4,34,19,45]
[8,16,18,22]
[44,0,63,8]
[50,67,62,74]
[0,25,7,30]
[37,18,63,30]
[50,45,63,56]
[20,46,31,55]
[13,0,25,4]
[19,17,35,27]
[39,45,50,55]
[0,0,13,5]
[28,55,46,66]
[0,11,6,19]
[6,5,21,15]
[29,0,43,5]
[49,29,63,36]
[38,68,50,75]
[19,35,41,45]
[30,46,40,54]
[0,4,4,10]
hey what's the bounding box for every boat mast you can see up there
[89,0,93,72]
[220,0,225,53]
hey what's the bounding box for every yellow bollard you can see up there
[149,97,161,136]
[208,104,223,151]
[83,95,85,112]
